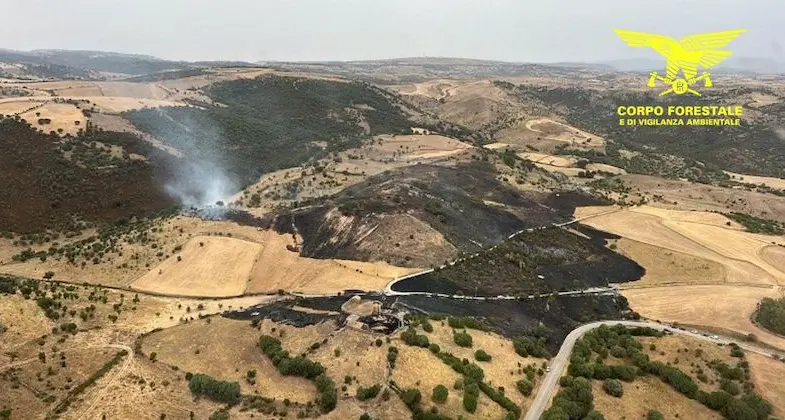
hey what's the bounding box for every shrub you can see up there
[453,331,473,347]
[357,384,381,401]
[646,410,664,420]
[516,378,533,396]
[432,384,448,403]
[401,388,422,411]
[428,343,440,354]
[421,319,434,333]
[512,336,550,358]
[188,374,241,404]
[447,316,489,331]
[602,379,623,398]
[402,327,430,348]
[703,390,732,410]
[740,392,773,419]
[722,397,758,420]
[756,297,785,335]
[720,379,742,396]
[474,349,492,362]
[314,374,337,413]
[463,382,479,413]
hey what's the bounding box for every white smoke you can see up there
[150,107,238,209]
[164,159,236,208]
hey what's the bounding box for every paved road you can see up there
[524,320,783,420]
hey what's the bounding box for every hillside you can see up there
[124,75,417,187]
[499,83,785,180]
[0,117,176,233]
[273,161,605,267]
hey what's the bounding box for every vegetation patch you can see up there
[726,212,785,235]
[257,335,337,413]
[756,296,785,335]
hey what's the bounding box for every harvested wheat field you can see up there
[519,152,576,167]
[142,316,318,403]
[0,98,44,115]
[391,344,507,419]
[622,285,785,350]
[524,118,605,148]
[19,102,86,135]
[592,376,720,420]
[747,352,785,417]
[726,171,785,190]
[577,206,785,286]
[246,230,418,295]
[374,134,474,160]
[131,236,261,298]
[615,238,725,286]
[760,245,785,271]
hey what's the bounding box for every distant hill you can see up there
[0,48,258,80]
[559,57,785,75]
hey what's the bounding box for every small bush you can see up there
[453,331,473,348]
[516,378,533,396]
[432,384,448,403]
[356,384,381,401]
[602,379,623,398]
[474,349,492,362]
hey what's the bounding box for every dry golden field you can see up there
[142,316,319,403]
[747,352,785,417]
[131,236,261,297]
[623,285,785,349]
[592,376,720,420]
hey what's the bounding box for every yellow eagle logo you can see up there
[614,29,746,96]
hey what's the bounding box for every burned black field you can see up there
[227,293,632,354]
[275,162,609,266]
[393,224,644,296]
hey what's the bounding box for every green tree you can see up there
[602,379,623,398]
[432,384,448,403]
[516,378,533,396]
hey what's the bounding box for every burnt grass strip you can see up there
[399,294,631,353]
[223,301,347,327]
[393,224,644,296]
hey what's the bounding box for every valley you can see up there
[0,49,784,420]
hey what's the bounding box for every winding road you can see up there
[523,320,783,420]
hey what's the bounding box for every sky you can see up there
[3,0,785,63]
